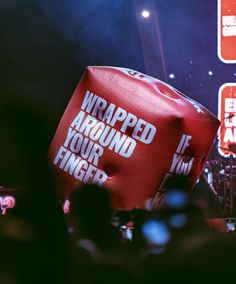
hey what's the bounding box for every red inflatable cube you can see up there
[48,67,220,210]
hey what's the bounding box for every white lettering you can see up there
[81,91,98,113]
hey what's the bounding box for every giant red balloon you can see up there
[48,66,220,210]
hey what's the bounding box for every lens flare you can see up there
[142,219,170,246]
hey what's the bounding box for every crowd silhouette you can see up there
[0,98,236,284]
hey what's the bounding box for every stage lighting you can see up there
[225,218,235,232]
[141,10,150,18]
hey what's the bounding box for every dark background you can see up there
[1,0,236,142]
[1,0,236,216]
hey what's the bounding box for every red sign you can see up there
[218,0,236,63]
[218,83,236,157]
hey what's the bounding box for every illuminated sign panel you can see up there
[218,83,236,157]
[0,187,18,215]
[218,0,236,63]
[0,196,15,215]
